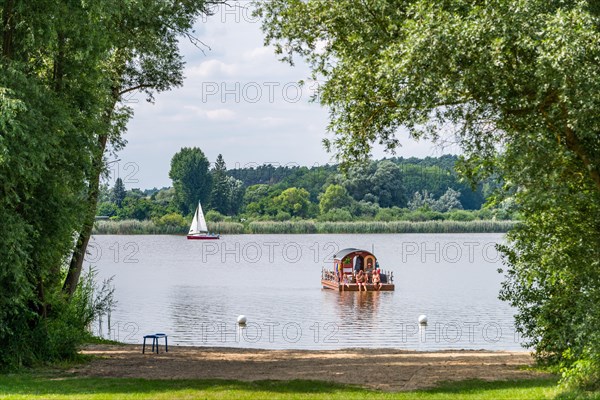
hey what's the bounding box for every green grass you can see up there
[0,375,563,400]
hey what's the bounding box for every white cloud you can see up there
[187,59,238,78]
[206,108,236,120]
[243,46,272,61]
[183,105,236,121]
[116,9,453,189]
[246,116,287,127]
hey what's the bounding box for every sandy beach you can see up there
[72,345,552,391]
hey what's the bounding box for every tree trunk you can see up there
[62,55,128,298]
[564,128,600,192]
[2,0,15,59]
[62,133,108,297]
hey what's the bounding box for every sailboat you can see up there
[187,202,220,240]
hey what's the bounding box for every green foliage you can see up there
[153,187,176,206]
[334,161,406,207]
[169,147,212,216]
[561,356,600,392]
[0,267,115,370]
[97,202,117,218]
[116,197,154,220]
[210,154,244,215]
[446,210,476,222]
[223,176,245,215]
[435,188,463,212]
[230,156,486,210]
[272,187,311,218]
[349,201,380,218]
[111,178,126,208]
[369,160,406,207]
[0,0,225,369]
[0,57,95,370]
[258,0,600,386]
[408,188,463,213]
[408,190,436,211]
[210,154,230,214]
[205,210,225,222]
[155,213,188,231]
[499,177,600,381]
[318,208,353,222]
[97,156,497,224]
[319,184,352,213]
[374,207,406,221]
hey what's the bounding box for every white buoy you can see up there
[237,315,247,324]
[418,314,428,324]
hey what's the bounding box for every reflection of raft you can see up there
[321,248,395,292]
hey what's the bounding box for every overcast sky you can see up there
[112,2,457,190]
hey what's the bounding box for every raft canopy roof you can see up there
[333,248,376,261]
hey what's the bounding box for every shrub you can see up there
[205,210,225,222]
[446,210,476,221]
[319,208,353,221]
[0,267,115,370]
[155,213,188,230]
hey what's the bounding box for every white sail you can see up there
[197,203,208,232]
[189,202,208,234]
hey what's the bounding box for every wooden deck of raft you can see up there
[321,279,395,291]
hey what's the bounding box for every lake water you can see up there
[87,233,524,351]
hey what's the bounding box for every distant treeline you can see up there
[96,153,515,230]
[228,155,489,210]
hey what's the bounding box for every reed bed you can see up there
[94,219,518,235]
[316,220,518,234]
[93,220,245,235]
[248,220,318,234]
[208,221,245,234]
[93,220,186,235]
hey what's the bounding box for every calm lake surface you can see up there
[88,233,524,351]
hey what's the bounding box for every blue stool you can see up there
[142,333,168,354]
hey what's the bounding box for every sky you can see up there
[113,2,457,190]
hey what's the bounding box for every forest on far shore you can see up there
[95,151,516,234]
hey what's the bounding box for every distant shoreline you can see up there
[92,219,518,235]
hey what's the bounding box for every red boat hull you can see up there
[187,235,220,240]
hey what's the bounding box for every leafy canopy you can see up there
[169,147,212,216]
[258,0,600,386]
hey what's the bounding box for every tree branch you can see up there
[118,83,153,96]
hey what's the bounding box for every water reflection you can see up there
[335,290,381,322]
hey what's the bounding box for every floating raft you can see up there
[321,279,395,292]
[321,248,395,292]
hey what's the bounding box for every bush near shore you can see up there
[93,219,517,235]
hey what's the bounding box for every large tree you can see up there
[319,184,352,214]
[112,178,126,208]
[62,0,223,298]
[210,154,229,213]
[1,0,115,367]
[0,0,223,368]
[258,0,600,386]
[169,147,212,216]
